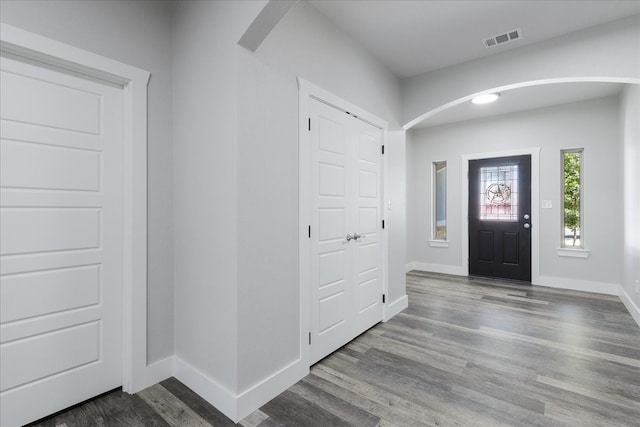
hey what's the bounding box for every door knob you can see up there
[524,223,530,229]
[353,233,366,240]
[524,214,530,220]
[346,233,354,241]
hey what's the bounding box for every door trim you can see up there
[461,147,541,284]
[298,78,388,367]
[1,23,150,393]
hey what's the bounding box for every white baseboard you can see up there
[173,355,307,423]
[235,358,308,421]
[406,261,627,297]
[173,356,237,421]
[535,275,619,295]
[140,356,174,390]
[408,261,466,277]
[384,294,408,321]
[619,286,640,328]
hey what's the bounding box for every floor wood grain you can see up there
[27,271,640,426]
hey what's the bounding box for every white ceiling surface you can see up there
[414,82,624,128]
[310,1,640,79]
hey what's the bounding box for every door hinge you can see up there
[308,225,311,238]
[308,332,311,345]
[381,145,385,155]
[382,219,385,229]
[308,118,311,131]
[382,294,386,303]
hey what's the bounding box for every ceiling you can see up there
[310,0,640,79]
[308,1,638,128]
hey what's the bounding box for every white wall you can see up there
[408,97,622,292]
[172,0,267,398]
[386,131,407,303]
[236,0,405,394]
[0,0,175,363]
[620,85,640,321]
[172,1,406,420]
[235,48,300,393]
[256,2,402,129]
[402,15,640,127]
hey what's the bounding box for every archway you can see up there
[403,77,640,130]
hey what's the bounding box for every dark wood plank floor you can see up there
[28,271,640,426]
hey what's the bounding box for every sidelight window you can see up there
[562,149,583,248]
[433,161,447,240]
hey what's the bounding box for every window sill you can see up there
[429,240,449,248]
[556,248,590,258]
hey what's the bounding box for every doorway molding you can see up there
[298,78,389,367]
[461,147,541,283]
[0,23,151,393]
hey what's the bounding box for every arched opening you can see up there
[403,77,640,130]
[404,78,639,292]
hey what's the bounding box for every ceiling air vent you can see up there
[483,28,522,48]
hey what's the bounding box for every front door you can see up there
[309,98,383,364]
[469,155,531,282]
[1,53,124,426]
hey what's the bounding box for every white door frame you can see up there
[461,147,541,284]
[1,23,150,393]
[298,78,389,366]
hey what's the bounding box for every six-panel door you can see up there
[0,54,124,426]
[310,99,383,364]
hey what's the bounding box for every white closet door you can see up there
[352,118,383,334]
[309,98,382,365]
[0,54,124,426]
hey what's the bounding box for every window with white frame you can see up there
[561,149,583,248]
[433,161,447,240]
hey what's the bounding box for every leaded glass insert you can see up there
[479,164,519,221]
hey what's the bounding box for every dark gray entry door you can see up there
[469,155,531,282]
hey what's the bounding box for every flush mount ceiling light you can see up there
[472,93,500,105]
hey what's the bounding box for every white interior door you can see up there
[309,98,383,364]
[351,117,383,334]
[0,54,124,426]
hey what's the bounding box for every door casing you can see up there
[461,147,541,284]
[298,78,389,367]
[0,23,150,393]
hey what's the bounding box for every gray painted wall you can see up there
[0,0,175,364]
[172,0,406,399]
[407,97,623,289]
[238,1,405,390]
[172,0,268,392]
[620,85,640,308]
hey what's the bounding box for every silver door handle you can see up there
[524,223,530,229]
[346,233,354,241]
[353,233,366,240]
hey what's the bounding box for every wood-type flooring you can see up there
[27,271,640,426]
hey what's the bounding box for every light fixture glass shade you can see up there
[472,93,500,104]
